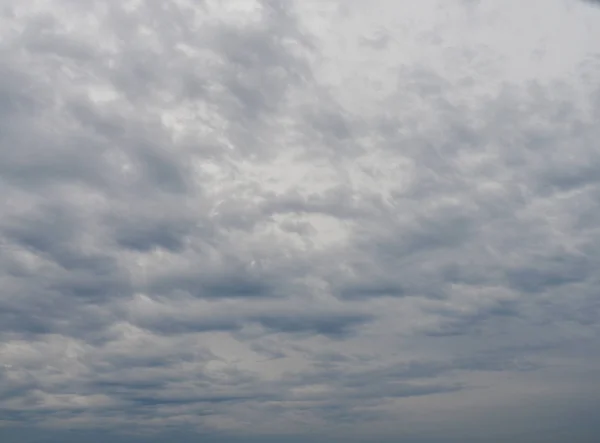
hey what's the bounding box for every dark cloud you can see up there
[254,312,373,337]
[337,281,407,299]
[148,271,278,300]
[505,253,593,294]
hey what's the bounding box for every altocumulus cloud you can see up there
[0,0,600,442]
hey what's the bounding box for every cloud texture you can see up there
[1,0,599,442]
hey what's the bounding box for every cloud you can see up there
[0,0,600,442]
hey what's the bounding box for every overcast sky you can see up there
[1,0,599,442]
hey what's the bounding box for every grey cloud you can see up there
[254,312,373,338]
[292,346,540,394]
[133,148,192,195]
[249,342,287,360]
[134,309,372,338]
[136,316,242,336]
[421,299,520,337]
[338,281,407,299]
[505,253,593,294]
[1,0,600,441]
[112,217,192,253]
[148,272,278,300]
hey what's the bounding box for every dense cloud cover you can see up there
[1,0,599,442]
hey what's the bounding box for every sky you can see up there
[0,0,599,442]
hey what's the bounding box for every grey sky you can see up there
[1,0,599,442]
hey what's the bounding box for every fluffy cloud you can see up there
[1,0,599,442]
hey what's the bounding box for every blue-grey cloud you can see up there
[0,0,599,442]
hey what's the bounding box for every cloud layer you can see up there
[1,0,599,441]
